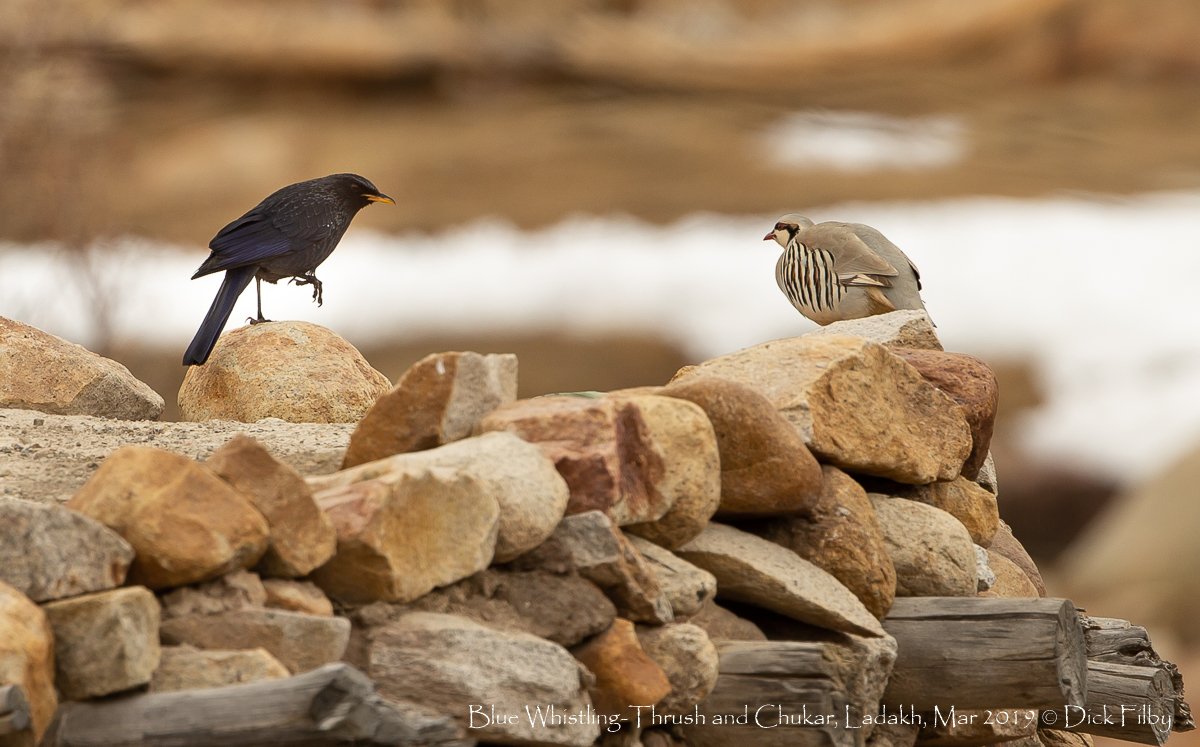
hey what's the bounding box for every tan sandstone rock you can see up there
[891,348,999,479]
[676,523,885,637]
[980,550,1041,598]
[42,586,161,700]
[204,435,336,577]
[0,581,56,744]
[479,394,720,528]
[871,495,977,597]
[160,569,266,619]
[262,578,335,616]
[311,469,499,603]
[627,535,717,619]
[988,520,1047,596]
[0,497,133,602]
[755,465,896,620]
[342,350,517,468]
[892,475,1000,547]
[68,445,269,589]
[671,335,970,484]
[309,431,566,563]
[685,599,768,642]
[159,608,350,674]
[150,645,289,692]
[0,316,164,420]
[178,321,390,423]
[660,377,822,518]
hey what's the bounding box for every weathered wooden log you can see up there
[0,684,32,738]
[1049,661,1174,745]
[881,597,1087,710]
[41,663,471,747]
[685,638,897,747]
[1081,615,1193,732]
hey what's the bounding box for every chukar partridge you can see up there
[764,214,930,325]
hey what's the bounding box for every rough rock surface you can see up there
[676,523,885,637]
[311,469,499,603]
[0,581,57,744]
[160,569,267,619]
[891,348,999,479]
[870,495,977,597]
[513,510,672,624]
[0,408,354,506]
[989,520,1047,596]
[892,475,1000,547]
[149,645,289,692]
[366,611,599,747]
[659,377,822,518]
[160,608,350,674]
[671,335,970,484]
[406,569,617,648]
[636,623,719,714]
[807,309,942,351]
[204,435,336,577]
[0,497,133,602]
[42,586,161,700]
[980,550,1041,598]
[342,351,518,468]
[685,599,768,642]
[0,316,164,420]
[262,578,335,616]
[178,321,390,423]
[628,535,717,619]
[479,394,720,529]
[68,445,270,589]
[310,432,566,564]
[572,618,672,715]
[754,466,896,620]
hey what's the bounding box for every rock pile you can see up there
[0,312,1189,747]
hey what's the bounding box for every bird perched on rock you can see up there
[182,173,394,366]
[763,214,930,325]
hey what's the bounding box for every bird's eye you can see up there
[774,223,786,231]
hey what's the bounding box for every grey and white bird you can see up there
[763,214,930,325]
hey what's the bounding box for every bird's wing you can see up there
[195,194,338,276]
[801,223,900,286]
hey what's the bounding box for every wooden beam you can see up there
[41,663,471,747]
[1081,615,1193,733]
[881,597,1087,711]
[1050,661,1174,745]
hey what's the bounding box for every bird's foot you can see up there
[247,315,271,325]
[289,274,324,307]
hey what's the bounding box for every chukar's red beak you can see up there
[763,231,775,241]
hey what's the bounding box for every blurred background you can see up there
[3,0,1200,697]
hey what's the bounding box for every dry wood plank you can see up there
[685,639,895,747]
[1081,615,1193,732]
[1051,661,1174,745]
[881,597,1087,711]
[0,684,32,739]
[41,663,471,747]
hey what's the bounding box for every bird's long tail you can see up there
[182,266,256,366]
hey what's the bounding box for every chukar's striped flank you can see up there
[764,214,931,326]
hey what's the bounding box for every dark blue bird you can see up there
[182,173,394,366]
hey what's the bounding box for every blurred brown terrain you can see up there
[5,0,1200,662]
[4,0,1200,243]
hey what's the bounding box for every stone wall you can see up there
[0,311,1187,747]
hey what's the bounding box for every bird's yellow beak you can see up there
[366,194,395,205]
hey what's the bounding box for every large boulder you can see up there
[178,321,390,423]
[806,309,942,351]
[342,350,517,468]
[870,495,977,597]
[672,335,971,484]
[0,316,163,419]
[68,446,270,589]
